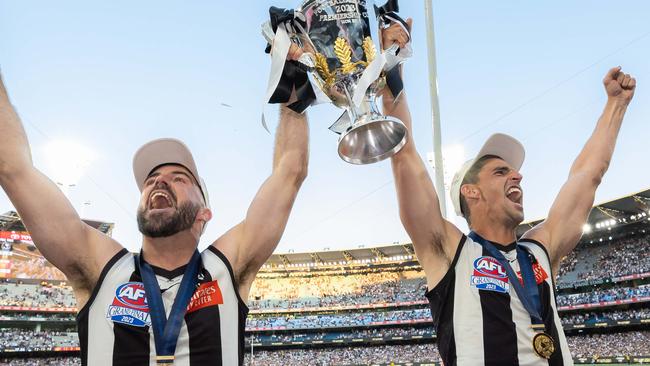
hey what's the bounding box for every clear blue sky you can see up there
[0,1,648,253]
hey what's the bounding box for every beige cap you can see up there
[133,138,210,208]
[450,133,525,217]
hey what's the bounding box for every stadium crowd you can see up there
[0,283,75,308]
[561,308,650,325]
[243,343,441,366]
[1,232,649,365]
[248,308,432,329]
[0,358,80,366]
[243,331,650,365]
[249,326,434,343]
[0,312,75,322]
[249,270,427,310]
[557,233,650,287]
[0,329,77,351]
[5,257,66,282]
[577,235,650,282]
[567,331,650,357]
[557,284,650,307]
[3,238,649,312]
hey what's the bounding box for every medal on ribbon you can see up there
[533,332,556,359]
[135,250,202,365]
[469,232,556,359]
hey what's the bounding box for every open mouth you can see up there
[506,186,523,205]
[148,190,175,210]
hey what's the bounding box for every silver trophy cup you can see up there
[271,0,408,164]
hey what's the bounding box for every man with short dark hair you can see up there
[383,20,636,365]
[0,70,309,365]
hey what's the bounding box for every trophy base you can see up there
[338,115,408,165]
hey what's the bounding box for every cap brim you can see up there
[133,138,201,192]
[476,133,525,172]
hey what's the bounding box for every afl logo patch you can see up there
[470,256,510,293]
[106,282,151,327]
[473,256,507,278]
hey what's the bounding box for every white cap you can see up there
[450,133,525,217]
[133,138,210,208]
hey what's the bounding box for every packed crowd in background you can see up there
[1,232,650,364]
[576,235,650,282]
[244,343,441,366]
[249,326,434,343]
[567,331,650,357]
[0,358,80,366]
[248,308,432,329]
[3,257,66,282]
[2,233,649,312]
[0,329,77,351]
[0,312,75,322]
[557,233,650,287]
[1,331,649,365]
[561,308,650,325]
[2,279,648,312]
[249,270,427,310]
[557,284,650,307]
[0,283,75,308]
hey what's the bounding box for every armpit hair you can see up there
[429,231,451,265]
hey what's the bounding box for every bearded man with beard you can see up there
[0,68,308,365]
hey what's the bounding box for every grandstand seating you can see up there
[1,225,649,365]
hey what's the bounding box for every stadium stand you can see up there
[1,190,650,364]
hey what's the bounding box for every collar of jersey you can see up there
[487,240,517,253]
[148,263,188,280]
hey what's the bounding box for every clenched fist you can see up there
[604,66,636,105]
[381,17,412,50]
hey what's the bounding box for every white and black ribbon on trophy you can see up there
[263,7,317,114]
[374,0,412,99]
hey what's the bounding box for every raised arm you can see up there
[0,72,122,306]
[383,20,462,289]
[523,67,636,274]
[214,103,308,299]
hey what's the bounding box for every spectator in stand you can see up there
[0,283,75,308]
[557,284,650,307]
[244,344,441,366]
[0,328,78,351]
[0,358,81,366]
[567,331,650,357]
[561,308,650,325]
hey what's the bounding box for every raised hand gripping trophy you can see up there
[263,0,412,164]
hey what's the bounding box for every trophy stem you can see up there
[341,82,359,125]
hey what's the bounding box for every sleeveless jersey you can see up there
[76,246,248,366]
[426,235,573,366]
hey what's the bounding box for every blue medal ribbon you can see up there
[136,250,202,364]
[468,231,544,326]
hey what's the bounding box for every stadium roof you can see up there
[0,211,114,236]
[515,187,650,237]
[263,188,650,271]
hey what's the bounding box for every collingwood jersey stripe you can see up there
[76,246,248,366]
[77,248,130,365]
[479,243,519,365]
[186,267,223,366]
[112,268,150,366]
[426,235,573,366]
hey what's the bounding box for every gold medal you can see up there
[532,332,555,359]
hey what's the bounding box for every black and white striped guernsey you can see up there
[426,235,573,366]
[76,246,249,366]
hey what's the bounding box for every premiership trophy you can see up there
[263,0,410,164]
